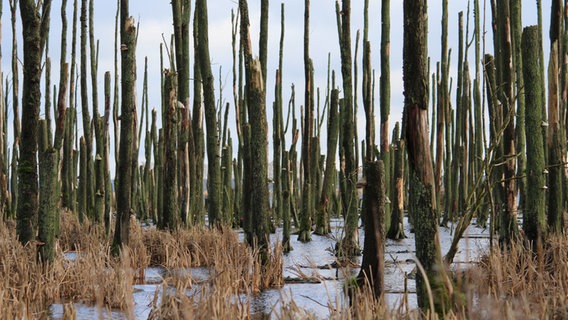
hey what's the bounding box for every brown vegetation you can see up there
[3,211,568,319]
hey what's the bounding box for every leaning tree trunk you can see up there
[17,0,52,245]
[112,0,137,253]
[403,0,452,314]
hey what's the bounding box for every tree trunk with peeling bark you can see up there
[403,0,452,313]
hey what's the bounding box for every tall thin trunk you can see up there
[495,0,518,246]
[192,14,205,225]
[0,0,5,220]
[112,0,137,252]
[9,0,19,219]
[196,0,221,227]
[547,0,564,234]
[380,0,392,232]
[336,0,360,257]
[511,0,526,213]
[80,0,93,220]
[171,0,192,225]
[299,0,314,243]
[272,3,285,229]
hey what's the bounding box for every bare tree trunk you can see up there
[196,0,221,227]
[161,70,179,230]
[357,161,385,299]
[547,1,564,234]
[17,0,52,244]
[522,25,546,244]
[387,123,406,239]
[112,0,137,253]
[171,0,192,225]
[336,0,360,257]
[299,0,314,243]
[240,0,270,263]
[403,0,452,313]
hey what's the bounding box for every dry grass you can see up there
[1,211,283,319]
[4,210,568,319]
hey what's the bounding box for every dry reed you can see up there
[4,210,568,319]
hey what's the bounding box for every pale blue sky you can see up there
[0,0,551,170]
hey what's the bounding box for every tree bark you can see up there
[112,0,137,252]
[17,0,52,244]
[387,123,406,240]
[161,70,179,230]
[403,0,452,313]
[357,161,385,299]
[336,0,360,257]
[196,0,222,227]
[547,1,564,234]
[240,0,271,263]
[522,25,547,244]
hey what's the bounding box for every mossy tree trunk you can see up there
[380,0,392,232]
[79,0,93,220]
[62,0,78,214]
[316,87,339,236]
[38,59,68,263]
[494,0,518,246]
[511,0,526,214]
[403,0,452,313]
[522,26,546,245]
[336,0,360,257]
[240,0,270,263]
[171,0,192,225]
[112,0,137,253]
[196,0,221,227]
[192,19,205,225]
[88,0,104,224]
[298,0,314,243]
[547,1,564,234]
[16,0,52,245]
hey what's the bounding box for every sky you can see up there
[0,0,552,171]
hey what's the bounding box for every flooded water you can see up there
[49,217,490,319]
